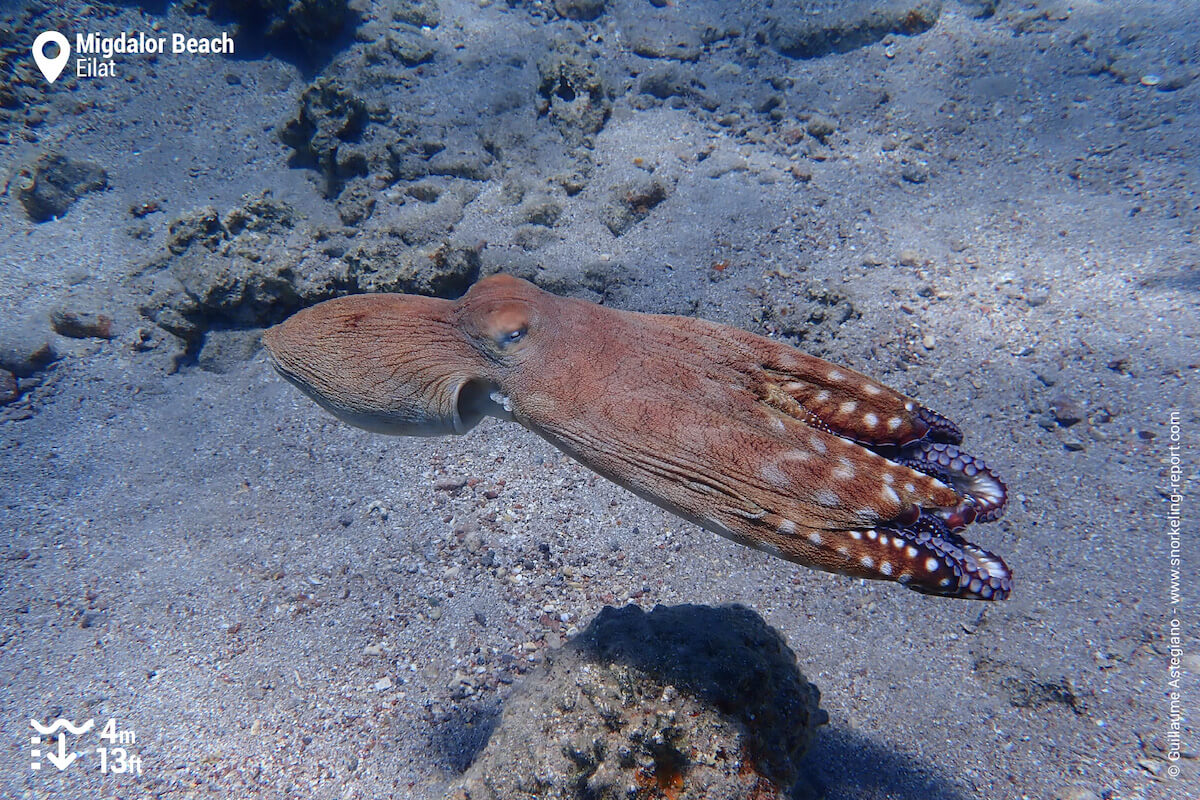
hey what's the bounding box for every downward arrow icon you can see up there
[44,733,78,771]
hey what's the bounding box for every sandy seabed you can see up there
[1,1,1197,798]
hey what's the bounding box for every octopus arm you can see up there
[652,315,963,447]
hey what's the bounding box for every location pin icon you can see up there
[32,31,70,84]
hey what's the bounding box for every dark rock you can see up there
[901,161,930,183]
[204,0,353,50]
[163,190,297,262]
[380,30,436,66]
[1049,395,1084,427]
[553,0,606,22]
[278,78,370,197]
[447,604,824,798]
[0,321,58,377]
[50,310,115,340]
[170,253,304,323]
[16,152,108,222]
[0,368,17,404]
[766,0,942,59]
[957,0,997,17]
[551,171,588,196]
[79,611,105,629]
[602,177,671,236]
[639,65,690,99]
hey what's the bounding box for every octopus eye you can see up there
[478,303,531,353]
[495,325,527,350]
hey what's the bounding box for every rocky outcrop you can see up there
[448,604,825,799]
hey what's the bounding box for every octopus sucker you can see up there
[264,274,1014,601]
[892,441,1008,523]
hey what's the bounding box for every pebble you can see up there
[922,334,936,350]
[1049,395,1084,427]
[898,249,921,267]
[464,530,483,554]
[363,643,384,656]
[373,677,393,692]
[901,163,930,184]
[435,477,468,492]
[50,309,114,339]
[0,321,57,377]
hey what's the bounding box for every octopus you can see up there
[263,274,1012,601]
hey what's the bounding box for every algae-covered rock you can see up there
[392,0,441,27]
[601,176,671,236]
[137,191,332,337]
[766,0,942,59]
[134,187,482,365]
[447,604,825,799]
[537,43,611,145]
[16,152,108,222]
[278,78,371,197]
[335,178,377,225]
[343,237,480,297]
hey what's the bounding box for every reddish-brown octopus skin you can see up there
[263,274,1012,600]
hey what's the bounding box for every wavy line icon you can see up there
[30,718,94,736]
